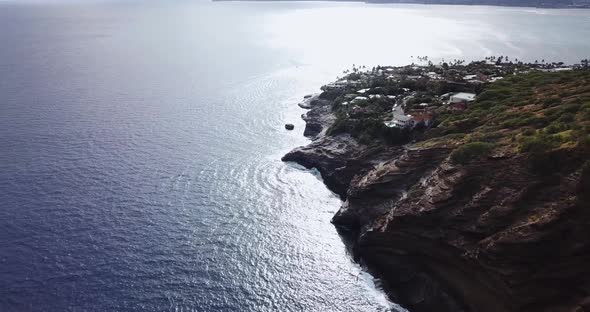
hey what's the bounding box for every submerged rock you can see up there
[284,123,294,130]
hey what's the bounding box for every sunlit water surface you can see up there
[1,1,589,311]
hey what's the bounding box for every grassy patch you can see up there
[450,142,494,164]
[439,70,590,155]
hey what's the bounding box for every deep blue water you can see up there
[1,1,590,311]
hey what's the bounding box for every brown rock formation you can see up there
[358,148,590,312]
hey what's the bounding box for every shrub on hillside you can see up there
[519,134,560,154]
[326,111,348,136]
[542,96,562,108]
[445,118,480,134]
[450,142,494,164]
[348,73,361,81]
[545,121,570,134]
[522,128,536,136]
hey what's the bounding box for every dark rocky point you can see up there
[282,61,590,312]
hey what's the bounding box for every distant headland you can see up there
[283,57,590,312]
[214,0,590,9]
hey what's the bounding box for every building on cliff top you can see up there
[412,113,433,127]
[385,114,415,129]
[449,92,476,104]
[450,102,467,111]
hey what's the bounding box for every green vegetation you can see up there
[437,70,590,159]
[450,142,494,164]
[519,133,561,153]
[325,62,590,167]
[327,111,409,145]
[326,95,411,144]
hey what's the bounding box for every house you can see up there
[426,72,442,80]
[322,80,350,91]
[477,72,489,81]
[412,113,433,127]
[385,114,415,129]
[440,92,453,100]
[450,102,467,111]
[449,92,476,104]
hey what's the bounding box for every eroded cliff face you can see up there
[283,94,590,312]
[358,148,590,312]
[282,96,405,199]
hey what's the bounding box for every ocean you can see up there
[1,1,589,311]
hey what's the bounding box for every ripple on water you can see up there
[0,3,409,310]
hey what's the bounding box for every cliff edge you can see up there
[283,63,590,312]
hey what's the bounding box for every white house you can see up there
[322,80,351,91]
[386,114,415,129]
[427,72,442,80]
[385,110,416,129]
[449,92,476,104]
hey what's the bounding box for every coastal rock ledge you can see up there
[282,66,590,312]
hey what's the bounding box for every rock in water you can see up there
[285,124,294,130]
[298,102,312,109]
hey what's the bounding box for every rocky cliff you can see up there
[282,69,590,312]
